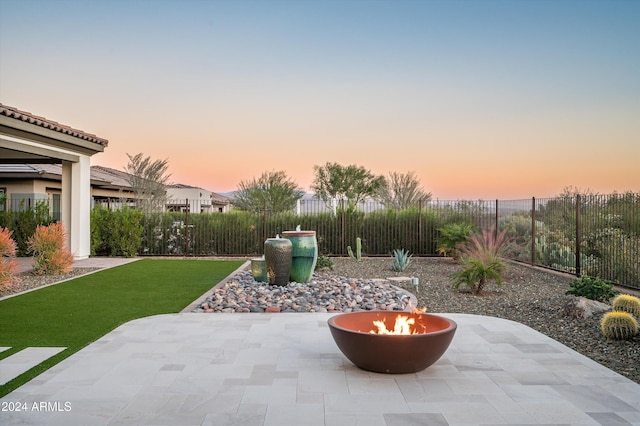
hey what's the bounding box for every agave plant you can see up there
[391,248,412,272]
[452,229,511,294]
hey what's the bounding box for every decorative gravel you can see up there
[0,268,101,298]
[195,271,415,313]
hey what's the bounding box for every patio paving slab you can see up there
[0,347,66,386]
[1,313,639,425]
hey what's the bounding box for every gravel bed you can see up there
[0,268,101,298]
[195,271,415,313]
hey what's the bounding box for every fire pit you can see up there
[328,311,457,374]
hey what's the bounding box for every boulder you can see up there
[564,296,610,319]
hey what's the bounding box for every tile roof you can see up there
[90,165,134,187]
[0,164,131,188]
[0,103,108,147]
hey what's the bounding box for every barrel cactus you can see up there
[600,311,639,340]
[612,294,640,317]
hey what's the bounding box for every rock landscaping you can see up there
[197,256,640,385]
[194,271,414,313]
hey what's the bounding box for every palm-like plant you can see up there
[453,229,510,294]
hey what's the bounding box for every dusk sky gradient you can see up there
[1,0,638,199]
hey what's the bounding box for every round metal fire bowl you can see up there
[328,311,457,374]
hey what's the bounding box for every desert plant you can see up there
[27,223,74,275]
[452,230,510,294]
[391,248,412,272]
[565,276,616,303]
[436,222,477,259]
[453,256,506,295]
[612,294,640,317]
[0,227,19,291]
[347,237,362,261]
[315,255,334,271]
[600,311,639,340]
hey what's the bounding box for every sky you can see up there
[1,0,638,200]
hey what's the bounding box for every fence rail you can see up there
[2,193,639,288]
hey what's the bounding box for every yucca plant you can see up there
[452,229,510,294]
[391,248,412,272]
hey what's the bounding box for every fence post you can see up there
[418,199,423,255]
[341,199,345,256]
[184,198,190,256]
[531,197,536,265]
[494,199,498,238]
[263,198,267,243]
[576,194,581,277]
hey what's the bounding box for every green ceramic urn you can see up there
[264,235,292,286]
[282,230,318,283]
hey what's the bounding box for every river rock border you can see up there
[193,270,417,313]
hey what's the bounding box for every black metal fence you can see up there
[93,194,640,288]
[3,193,639,288]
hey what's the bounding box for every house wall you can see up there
[166,187,229,213]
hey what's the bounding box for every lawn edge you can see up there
[180,259,251,313]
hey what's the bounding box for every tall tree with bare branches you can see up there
[376,171,431,209]
[124,153,171,212]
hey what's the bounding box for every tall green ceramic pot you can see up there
[264,235,292,286]
[282,230,318,283]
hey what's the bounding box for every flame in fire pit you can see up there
[371,315,415,335]
[370,306,428,335]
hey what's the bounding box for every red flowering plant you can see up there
[27,223,74,275]
[0,227,19,291]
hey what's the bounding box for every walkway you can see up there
[2,312,639,425]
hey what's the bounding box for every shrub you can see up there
[0,200,52,256]
[436,222,477,259]
[612,294,640,317]
[0,227,19,291]
[565,276,616,303]
[27,223,74,275]
[315,255,334,271]
[452,230,509,294]
[391,248,412,272]
[91,206,143,257]
[601,311,639,340]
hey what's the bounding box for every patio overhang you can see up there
[0,104,109,259]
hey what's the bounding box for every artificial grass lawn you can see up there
[0,258,243,397]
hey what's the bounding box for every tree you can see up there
[311,162,385,212]
[124,153,171,213]
[376,171,431,209]
[233,170,303,213]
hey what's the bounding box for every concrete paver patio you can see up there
[1,312,639,425]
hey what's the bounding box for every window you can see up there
[52,193,61,221]
[0,188,5,212]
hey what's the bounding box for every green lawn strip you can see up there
[0,259,243,397]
